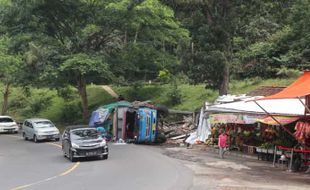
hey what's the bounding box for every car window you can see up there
[34,121,54,128]
[71,129,99,140]
[25,121,33,128]
[0,117,14,123]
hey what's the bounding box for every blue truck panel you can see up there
[137,108,157,143]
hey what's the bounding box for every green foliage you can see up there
[157,69,171,83]
[166,80,182,106]
[2,0,310,124]
[60,53,113,83]
[126,82,144,101]
[57,86,78,101]
[276,67,301,78]
[0,36,22,83]
[1,76,297,124]
[20,89,54,117]
[60,100,82,124]
[87,85,116,111]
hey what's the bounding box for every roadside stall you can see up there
[192,97,308,169]
[254,71,310,172]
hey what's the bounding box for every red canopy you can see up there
[260,71,310,100]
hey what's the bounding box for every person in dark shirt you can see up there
[117,95,125,101]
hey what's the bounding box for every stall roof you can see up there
[208,98,305,116]
[260,71,310,100]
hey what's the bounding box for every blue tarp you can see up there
[88,108,110,127]
[89,101,132,127]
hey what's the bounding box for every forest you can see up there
[0,0,309,122]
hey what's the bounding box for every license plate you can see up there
[6,129,13,132]
[86,151,97,156]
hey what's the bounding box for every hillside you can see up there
[0,78,295,126]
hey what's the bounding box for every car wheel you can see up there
[102,154,108,160]
[23,132,28,140]
[33,135,38,143]
[69,150,76,162]
[55,138,60,142]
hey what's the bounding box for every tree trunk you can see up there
[2,83,10,115]
[124,30,128,45]
[219,62,229,95]
[77,75,89,120]
[134,28,139,43]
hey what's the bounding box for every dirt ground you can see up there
[161,145,310,190]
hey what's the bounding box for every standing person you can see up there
[218,129,228,159]
[117,95,125,101]
[96,126,106,137]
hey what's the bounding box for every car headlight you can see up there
[99,140,107,147]
[72,142,79,148]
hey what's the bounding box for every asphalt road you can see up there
[0,133,193,190]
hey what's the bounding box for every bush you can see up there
[166,80,182,106]
[276,67,301,78]
[21,90,54,117]
[127,82,143,101]
[57,86,78,100]
[60,100,82,124]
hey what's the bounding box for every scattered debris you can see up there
[159,115,197,146]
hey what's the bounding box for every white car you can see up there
[22,118,60,143]
[0,116,19,133]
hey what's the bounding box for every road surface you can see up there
[0,133,193,190]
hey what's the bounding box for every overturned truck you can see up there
[89,101,157,143]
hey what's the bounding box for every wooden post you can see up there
[288,149,294,172]
[297,96,310,114]
[273,146,277,167]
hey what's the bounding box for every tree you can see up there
[0,36,22,115]
[272,0,310,71]
[1,0,115,120]
[106,0,189,83]
[59,54,112,119]
[164,0,295,94]
[2,0,188,120]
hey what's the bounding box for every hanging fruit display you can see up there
[294,121,310,144]
[262,127,277,140]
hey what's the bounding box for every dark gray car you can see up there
[61,126,109,162]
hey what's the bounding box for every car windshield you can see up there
[0,118,14,123]
[34,121,54,128]
[71,129,99,140]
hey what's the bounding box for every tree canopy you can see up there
[1,0,310,118]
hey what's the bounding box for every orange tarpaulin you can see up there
[260,71,310,100]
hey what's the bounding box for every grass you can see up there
[230,78,295,95]
[0,77,297,125]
